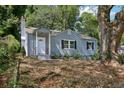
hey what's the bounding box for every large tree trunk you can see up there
[98,6,124,63]
[97,5,113,63]
[111,10,124,59]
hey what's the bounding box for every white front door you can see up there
[38,37,46,55]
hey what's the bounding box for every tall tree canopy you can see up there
[25,5,79,31]
[75,12,98,40]
[0,5,27,40]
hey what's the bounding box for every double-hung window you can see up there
[61,40,76,49]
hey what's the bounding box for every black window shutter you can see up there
[75,41,77,49]
[87,42,88,49]
[61,40,64,49]
[92,42,94,50]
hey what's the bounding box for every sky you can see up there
[80,5,123,20]
[79,6,98,16]
[110,5,123,20]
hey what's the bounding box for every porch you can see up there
[27,28,51,60]
[35,28,51,57]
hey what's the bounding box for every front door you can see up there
[38,37,46,55]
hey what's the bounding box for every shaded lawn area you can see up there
[18,57,124,88]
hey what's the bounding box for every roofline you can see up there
[25,27,97,40]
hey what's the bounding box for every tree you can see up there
[0,5,27,40]
[75,12,99,40]
[97,5,124,63]
[25,5,79,31]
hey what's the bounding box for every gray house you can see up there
[21,17,97,59]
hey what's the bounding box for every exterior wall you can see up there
[51,31,97,57]
[80,39,97,56]
[26,30,97,57]
[27,33,36,56]
[119,46,124,54]
[27,32,49,56]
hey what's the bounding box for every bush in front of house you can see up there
[72,52,82,59]
[63,53,70,59]
[91,52,100,60]
[117,54,124,64]
[51,53,61,59]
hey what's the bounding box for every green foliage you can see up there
[0,35,20,73]
[121,34,124,45]
[0,5,27,40]
[51,53,61,59]
[105,51,112,60]
[25,5,79,31]
[91,52,100,60]
[75,12,99,40]
[7,35,20,53]
[72,51,82,59]
[0,41,9,65]
[117,54,124,64]
[63,53,70,59]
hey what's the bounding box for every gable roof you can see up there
[25,27,50,33]
[51,29,97,40]
[25,27,38,33]
[25,27,97,40]
[80,34,97,40]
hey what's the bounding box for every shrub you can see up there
[51,53,61,59]
[0,35,19,73]
[0,42,9,65]
[91,52,100,60]
[7,35,20,53]
[63,53,70,59]
[72,52,82,59]
[117,54,124,64]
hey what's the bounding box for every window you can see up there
[63,40,69,48]
[87,41,94,50]
[70,41,75,48]
[61,40,76,49]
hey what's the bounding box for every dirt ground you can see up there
[17,57,124,88]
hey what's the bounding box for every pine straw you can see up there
[1,56,124,88]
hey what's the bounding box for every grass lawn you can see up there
[1,56,124,88]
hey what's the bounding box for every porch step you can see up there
[38,55,51,60]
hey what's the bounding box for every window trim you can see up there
[61,39,76,49]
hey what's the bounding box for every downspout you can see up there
[25,32,28,56]
[36,31,38,56]
[49,31,51,56]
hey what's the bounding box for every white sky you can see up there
[79,6,98,16]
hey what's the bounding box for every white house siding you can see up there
[51,31,97,57]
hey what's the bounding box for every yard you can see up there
[1,56,124,88]
[15,57,124,87]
